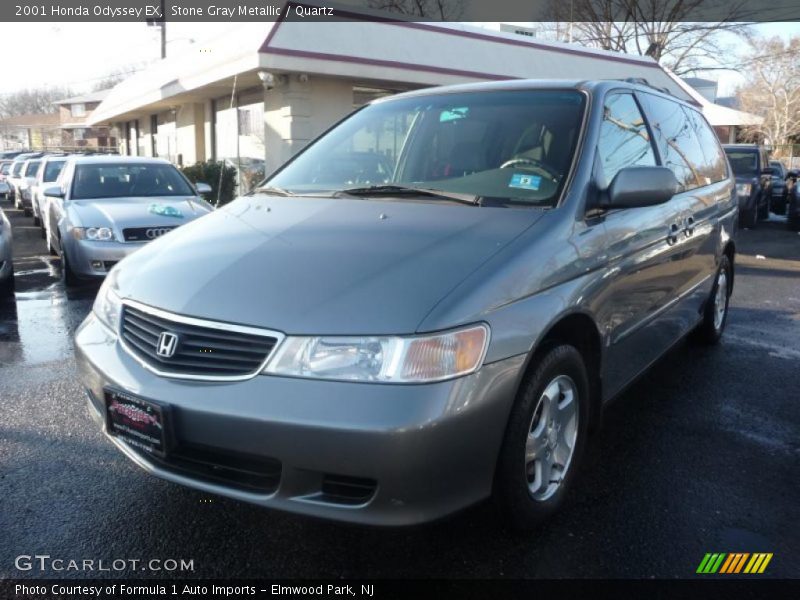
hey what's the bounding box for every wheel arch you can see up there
[513,310,604,433]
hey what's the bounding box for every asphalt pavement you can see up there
[1,195,798,580]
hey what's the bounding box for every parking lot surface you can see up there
[1,195,798,579]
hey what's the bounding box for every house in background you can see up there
[53,90,116,150]
[0,113,61,150]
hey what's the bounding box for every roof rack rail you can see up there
[613,77,673,95]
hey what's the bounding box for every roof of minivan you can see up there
[67,156,171,165]
[371,78,694,108]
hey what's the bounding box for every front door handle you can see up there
[667,223,680,245]
[684,216,695,237]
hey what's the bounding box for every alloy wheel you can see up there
[525,375,579,502]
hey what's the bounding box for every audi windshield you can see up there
[267,89,586,207]
[70,163,196,200]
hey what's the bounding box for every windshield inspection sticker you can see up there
[148,203,184,218]
[509,173,541,191]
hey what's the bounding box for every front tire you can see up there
[61,248,81,288]
[0,267,14,300]
[494,344,591,531]
[742,204,758,229]
[757,196,769,220]
[695,255,731,345]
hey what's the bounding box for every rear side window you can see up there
[596,93,656,187]
[638,93,708,191]
[682,107,728,184]
[24,161,41,176]
[43,160,66,182]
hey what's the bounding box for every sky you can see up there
[0,21,797,98]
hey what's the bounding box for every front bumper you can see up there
[76,313,525,525]
[65,238,145,278]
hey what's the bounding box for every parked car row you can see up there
[721,144,800,230]
[0,153,214,297]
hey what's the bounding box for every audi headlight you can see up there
[736,183,752,196]
[73,227,115,241]
[263,324,489,383]
[93,272,122,334]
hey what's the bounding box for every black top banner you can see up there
[4,0,800,22]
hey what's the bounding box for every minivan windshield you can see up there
[267,90,586,207]
[71,163,195,200]
[724,150,758,177]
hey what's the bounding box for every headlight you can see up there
[736,183,752,196]
[263,324,489,383]
[93,275,122,334]
[72,227,115,241]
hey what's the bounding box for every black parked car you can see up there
[786,169,800,231]
[769,160,788,215]
[722,144,773,229]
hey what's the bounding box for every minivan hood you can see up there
[70,197,210,227]
[115,196,544,334]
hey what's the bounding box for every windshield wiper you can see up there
[251,185,294,197]
[333,184,479,205]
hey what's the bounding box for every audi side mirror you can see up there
[44,186,64,198]
[195,182,213,195]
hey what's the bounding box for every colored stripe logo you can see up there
[697,553,773,574]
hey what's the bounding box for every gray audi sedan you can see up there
[0,205,12,298]
[76,80,736,528]
[45,156,213,286]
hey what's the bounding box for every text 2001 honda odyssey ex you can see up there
[76,80,736,529]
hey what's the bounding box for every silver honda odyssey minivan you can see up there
[76,79,736,529]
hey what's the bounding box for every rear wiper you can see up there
[334,184,479,205]
[251,186,294,197]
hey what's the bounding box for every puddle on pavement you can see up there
[0,267,97,367]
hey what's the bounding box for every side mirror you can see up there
[44,186,64,198]
[605,166,679,209]
[195,182,213,195]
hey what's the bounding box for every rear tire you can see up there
[494,344,590,531]
[695,255,731,345]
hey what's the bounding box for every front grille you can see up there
[121,304,279,379]
[136,442,281,494]
[122,226,178,242]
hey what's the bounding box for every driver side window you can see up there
[597,93,656,187]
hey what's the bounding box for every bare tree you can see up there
[0,87,74,119]
[736,36,800,152]
[366,0,465,20]
[538,0,753,75]
[91,62,147,92]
